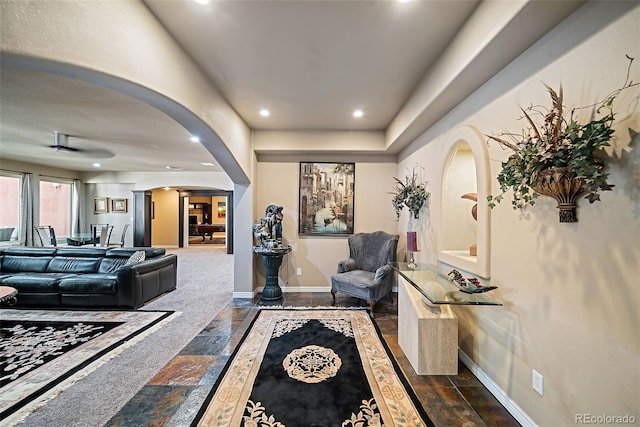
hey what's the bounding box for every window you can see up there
[0,175,20,244]
[39,180,72,239]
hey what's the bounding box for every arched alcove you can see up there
[438,126,491,279]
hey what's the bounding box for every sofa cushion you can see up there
[1,273,75,292]
[98,257,128,274]
[2,247,57,256]
[58,274,118,294]
[106,247,165,259]
[1,255,53,273]
[47,257,102,273]
[56,248,108,257]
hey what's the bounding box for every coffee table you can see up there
[0,285,18,306]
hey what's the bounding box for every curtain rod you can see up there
[40,175,79,181]
[1,169,79,182]
[0,168,26,175]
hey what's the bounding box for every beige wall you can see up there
[397,3,639,425]
[255,161,397,290]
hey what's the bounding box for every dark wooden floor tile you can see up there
[449,362,482,387]
[458,386,520,427]
[415,385,486,427]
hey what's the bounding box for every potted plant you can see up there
[392,165,430,220]
[486,56,637,222]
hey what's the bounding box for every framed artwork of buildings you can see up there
[298,162,355,236]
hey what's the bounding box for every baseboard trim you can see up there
[459,350,536,427]
[232,291,257,298]
[233,286,332,298]
[281,286,331,293]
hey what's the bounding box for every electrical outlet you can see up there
[296,268,302,276]
[532,369,544,396]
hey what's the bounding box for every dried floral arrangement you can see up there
[486,55,637,220]
[391,165,430,220]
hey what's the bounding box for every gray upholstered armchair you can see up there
[331,231,399,311]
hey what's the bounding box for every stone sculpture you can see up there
[252,204,292,301]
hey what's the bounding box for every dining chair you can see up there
[98,225,114,247]
[35,225,57,247]
[89,223,108,246]
[108,224,130,247]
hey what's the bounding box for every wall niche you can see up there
[438,126,491,279]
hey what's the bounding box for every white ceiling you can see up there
[144,0,478,131]
[0,0,582,174]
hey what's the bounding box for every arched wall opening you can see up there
[438,126,491,279]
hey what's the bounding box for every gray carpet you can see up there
[16,246,234,427]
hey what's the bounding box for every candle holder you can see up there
[407,251,417,269]
[406,231,418,269]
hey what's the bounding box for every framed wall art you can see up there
[93,197,108,214]
[111,198,128,213]
[299,162,355,236]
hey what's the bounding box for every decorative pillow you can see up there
[125,250,146,265]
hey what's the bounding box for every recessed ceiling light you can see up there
[190,136,200,143]
[260,109,270,117]
[166,166,185,171]
[353,110,364,118]
[200,162,216,166]
[92,163,101,168]
[193,0,210,4]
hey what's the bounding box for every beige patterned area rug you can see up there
[192,309,434,427]
[0,309,177,426]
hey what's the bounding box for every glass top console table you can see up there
[389,262,501,375]
[389,262,502,306]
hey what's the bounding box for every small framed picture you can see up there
[111,198,128,213]
[94,197,108,214]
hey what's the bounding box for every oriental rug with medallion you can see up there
[192,309,434,427]
[0,309,177,426]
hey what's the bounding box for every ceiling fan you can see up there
[48,132,115,159]
[50,132,81,153]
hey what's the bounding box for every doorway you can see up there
[179,190,233,254]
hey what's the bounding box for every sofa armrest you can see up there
[373,264,393,285]
[337,258,357,273]
[116,254,177,308]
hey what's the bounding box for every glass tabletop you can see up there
[389,262,502,306]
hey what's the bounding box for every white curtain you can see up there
[71,179,85,235]
[19,173,36,246]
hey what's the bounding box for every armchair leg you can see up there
[389,291,394,303]
[331,289,336,305]
[369,301,376,312]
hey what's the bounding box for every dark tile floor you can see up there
[106,293,520,426]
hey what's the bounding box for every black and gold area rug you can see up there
[0,309,177,425]
[193,309,434,427]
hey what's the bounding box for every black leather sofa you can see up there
[0,247,177,309]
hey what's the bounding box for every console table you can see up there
[389,262,502,375]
